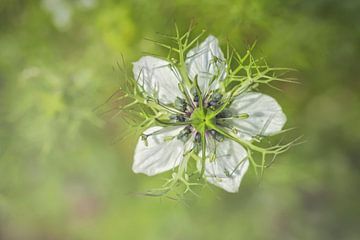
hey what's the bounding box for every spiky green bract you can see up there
[102,24,300,200]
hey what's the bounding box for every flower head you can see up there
[112,28,297,196]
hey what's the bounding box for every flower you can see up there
[130,35,287,193]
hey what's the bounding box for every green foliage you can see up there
[0,0,359,239]
[108,26,299,197]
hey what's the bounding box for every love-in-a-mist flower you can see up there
[113,28,296,196]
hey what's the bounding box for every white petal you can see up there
[133,56,183,104]
[132,126,187,176]
[186,35,226,94]
[200,138,249,193]
[229,92,287,140]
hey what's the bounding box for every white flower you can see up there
[131,35,287,193]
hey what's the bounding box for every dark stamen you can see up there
[174,97,187,111]
[211,92,223,102]
[190,87,199,102]
[195,132,201,143]
[170,115,186,122]
[209,129,225,142]
[208,100,217,106]
[216,109,233,118]
[177,125,192,142]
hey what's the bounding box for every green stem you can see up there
[155,118,191,126]
[200,130,206,177]
[145,98,185,115]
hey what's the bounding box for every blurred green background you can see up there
[1,0,359,239]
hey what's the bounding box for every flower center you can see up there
[190,108,215,132]
[171,91,232,143]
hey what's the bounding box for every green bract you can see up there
[110,25,300,198]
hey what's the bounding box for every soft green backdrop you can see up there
[0,0,359,239]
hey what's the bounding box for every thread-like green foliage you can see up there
[101,23,300,199]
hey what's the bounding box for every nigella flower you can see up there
[130,35,287,193]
